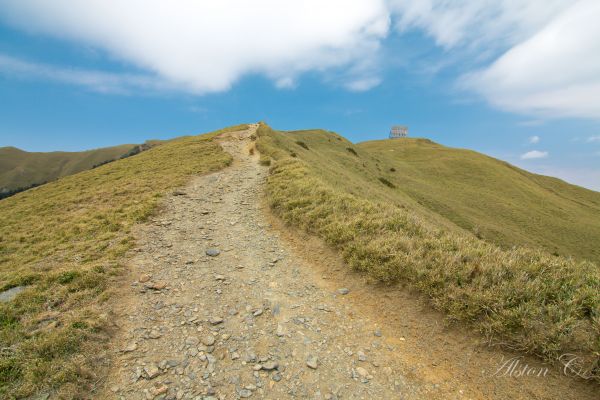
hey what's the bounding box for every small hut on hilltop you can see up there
[389,125,408,139]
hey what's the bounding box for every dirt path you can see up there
[103,125,596,399]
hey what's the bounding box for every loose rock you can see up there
[306,355,318,369]
[206,248,221,257]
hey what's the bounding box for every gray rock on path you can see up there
[337,288,350,295]
[206,248,221,257]
[202,334,216,346]
[356,366,369,378]
[261,361,279,371]
[144,364,161,379]
[306,355,318,369]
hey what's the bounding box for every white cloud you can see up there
[587,135,600,143]
[389,0,572,50]
[344,77,382,92]
[529,135,540,144]
[0,53,173,94]
[463,0,600,119]
[0,0,390,94]
[521,150,548,160]
[0,0,598,123]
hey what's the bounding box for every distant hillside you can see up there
[0,142,165,197]
[359,138,600,264]
[259,129,600,263]
[0,126,242,398]
[256,124,599,378]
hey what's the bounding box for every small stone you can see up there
[253,364,263,371]
[185,336,200,346]
[272,373,282,382]
[206,248,221,257]
[356,366,369,378]
[253,309,263,317]
[239,389,252,398]
[209,316,224,325]
[139,274,151,283]
[276,324,285,337]
[144,364,161,379]
[0,286,25,303]
[306,355,318,369]
[201,334,216,346]
[151,282,167,290]
[123,342,137,352]
[262,361,279,371]
[149,330,162,339]
[337,288,350,295]
[153,385,168,396]
[374,329,382,337]
[110,385,120,393]
[214,274,226,281]
[358,351,367,362]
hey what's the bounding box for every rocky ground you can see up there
[102,125,597,400]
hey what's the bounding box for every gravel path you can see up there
[103,125,596,400]
[104,126,429,399]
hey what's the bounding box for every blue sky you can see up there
[0,1,599,191]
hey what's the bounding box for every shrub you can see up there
[378,177,396,188]
[346,147,359,156]
[295,141,309,150]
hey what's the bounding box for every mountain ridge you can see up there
[0,141,166,197]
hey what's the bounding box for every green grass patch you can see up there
[0,124,244,398]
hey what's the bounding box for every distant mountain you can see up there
[0,141,164,198]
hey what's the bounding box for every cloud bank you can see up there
[0,0,389,94]
[462,0,600,119]
[1,0,599,119]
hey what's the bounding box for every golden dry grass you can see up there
[256,123,599,381]
[0,125,244,398]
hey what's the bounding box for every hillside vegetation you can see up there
[256,124,600,379]
[0,126,242,398]
[359,139,600,264]
[0,142,164,197]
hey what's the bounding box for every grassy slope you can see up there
[0,144,139,192]
[256,124,599,379]
[359,139,600,264]
[0,126,243,398]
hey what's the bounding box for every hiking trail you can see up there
[102,125,595,400]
